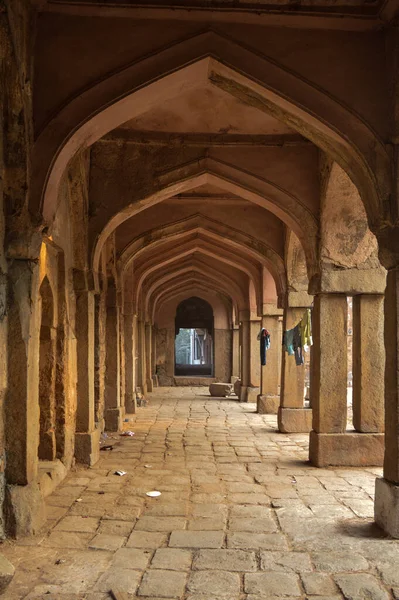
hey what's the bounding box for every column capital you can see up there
[239,309,250,322]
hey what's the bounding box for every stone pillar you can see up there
[239,312,250,401]
[145,322,153,393]
[375,269,399,537]
[104,285,123,431]
[309,293,383,467]
[231,326,240,382]
[137,319,147,395]
[214,329,232,382]
[123,304,136,414]
[278,307,311,432]
[152,326,158,388]
[352,294,385,433]
[74,284,100,465]
[257,314,280,415]
[5,260,46,536]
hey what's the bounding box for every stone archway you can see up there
[174,296,215,378]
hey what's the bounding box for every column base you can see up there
[105,407,124,432]
[146,379,153,393]
[124,393,136,414]
[240,386,260,403]
[257,394,279,415]
[375,477,399,538]
[309,431,384,467]
[75,428,101,466]
[4,482,46,538]
[278,407,312,433]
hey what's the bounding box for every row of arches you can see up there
[1,9,399,543]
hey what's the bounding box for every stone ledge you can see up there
[309,431,384,467]
[375,477,399,538]
[278,407,312,433]
[257,395,279,415]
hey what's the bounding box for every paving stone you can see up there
[228,493,270,505]
[169,531,224,548]
[187,571,241,597]
[144,503,189,516]
[194,549,257,571]
[301,572,338,595]
[112,547,151,569]
[334,574,390,600]
[312,551,369,572]
[98,519,135,536]
[228,517,277,533]
[260,551,312,573]
[89,534,126,551]
[134,516,187,531]
[227,532,288,550]
[188,517,226,530]
[53,516,99,533]
[244,573,301,596]
[95,567,141,593]
[230,505,272,519]
[41,531,93,549]
[150,548,193,570]
[126,531,167,548]
[138,569,187,597]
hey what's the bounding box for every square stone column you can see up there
[257,315,280,415]
[145,322,153,393]
[352,294,385,433]
[4,260,46,537]
[104,286,123,431]
[74,288,100,465]
[239,313,260,402]
[231,326,240,382]
[278,307,311,432]
[309,294,383,467]
[375,269,399,537]
[123,305,136,414]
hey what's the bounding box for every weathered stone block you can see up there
[0,554,15,594]
[309,431,384,467]
[375,477,399,538]
[278,407,312,433]
[209,382,233,397]
[257,394,279,414]
[75,428,101,466]
[241,386,260,403]
[4,482,46,538]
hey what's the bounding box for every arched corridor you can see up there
[2,387,396,599]
[1,0,399,594]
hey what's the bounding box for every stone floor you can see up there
[2,387,398,600]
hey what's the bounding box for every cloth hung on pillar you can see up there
[259,328,271,366]
[292,324,304,366]
[283,329,295,355]
[300,308,313,347]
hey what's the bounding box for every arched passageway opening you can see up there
[174,297,214,377]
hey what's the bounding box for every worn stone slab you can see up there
[169,531,224,548]
[150,548,193,571]
[89,534,126,551]
[312,551,369,572]
[301,573,338,595]
[112,547,151,569]
[53,516,99,533]
[334,573,390,600]
[244,573,301,596]
[134,516,187,531]
[95,567,141,594]
[227,532,288,550]
[187,571,241,597]
[138,569,187,597]
[228,517,277,533]
[126,531,167,548]
[193,549,257,572]
[260,551,312,573]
